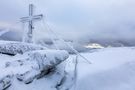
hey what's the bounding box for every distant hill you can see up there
[0,29,22,41]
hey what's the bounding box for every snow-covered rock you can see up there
[17,50,69,83]
[0,40,69,90]
[1,49,69,88]
[28,50,69,70]
[0,69,13,90]
[0,75,12,90]
[16,69,40,84]
[0,41,46,55]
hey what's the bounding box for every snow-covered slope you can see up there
[1,47,135,90]
[69,47,135,90]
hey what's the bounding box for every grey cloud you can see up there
[0,0,135,46]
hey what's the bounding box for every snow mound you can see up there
[0,41,46,55]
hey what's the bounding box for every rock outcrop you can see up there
[0,41,69,90]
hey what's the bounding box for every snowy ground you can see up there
[70,47,135,90]
[1,47,135,90]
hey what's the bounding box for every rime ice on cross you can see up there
[21,4,43,43]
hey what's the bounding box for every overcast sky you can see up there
[0,0,135,41]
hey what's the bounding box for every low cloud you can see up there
[0,0,135,46]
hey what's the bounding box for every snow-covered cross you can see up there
[21,4,43,43]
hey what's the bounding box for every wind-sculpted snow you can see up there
[0,49,69,90]
[0,41,46,55]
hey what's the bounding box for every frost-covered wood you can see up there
[0,41,46,55]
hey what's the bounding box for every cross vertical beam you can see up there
[28,4,33,43]
[21,4,43,43]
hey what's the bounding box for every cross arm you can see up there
[32,14,43,20]
[20,14,43,23]
[20,17,30,23]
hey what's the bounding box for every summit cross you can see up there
[21,4,43,43]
